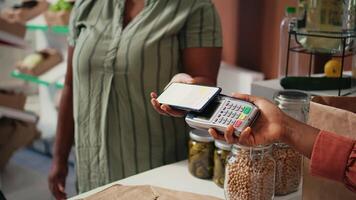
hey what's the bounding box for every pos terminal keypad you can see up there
[185,95,259,136]
[212,100,252,129]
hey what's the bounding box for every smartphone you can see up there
[157,83,221,112]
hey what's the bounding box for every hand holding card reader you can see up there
[185,95,259,136]
[157,83,259,136]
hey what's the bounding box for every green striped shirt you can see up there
[68,0,222,193]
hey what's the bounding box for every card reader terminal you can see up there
[185,95,259,136]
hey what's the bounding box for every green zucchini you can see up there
[280,76,352,91]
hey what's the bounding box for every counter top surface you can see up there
[69,160,301,200]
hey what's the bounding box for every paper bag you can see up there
[82,185,222,200]
[302,96,356,200]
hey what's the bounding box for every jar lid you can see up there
[275,90,309,101]
[274,142,290,148]
[274,90,309,104]
[233,144,273,151]
[214,140,232,151]
[189,129,214,143]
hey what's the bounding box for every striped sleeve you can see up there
[179,1,222,49]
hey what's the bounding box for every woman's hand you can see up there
[151,46,221,117]
[150,73,196,117]
[48,160,68,200]
[209,93,286,146]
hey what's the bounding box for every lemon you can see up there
[324,59,342,77]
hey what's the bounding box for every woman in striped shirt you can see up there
[48,0,222,198]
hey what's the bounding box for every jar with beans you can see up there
[225,144,275,200]
[188,129,214,179]
[273,143,302,195]
[273,90,309,195]
[213,140,232,188]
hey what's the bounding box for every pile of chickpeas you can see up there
[225,147,275,200]
[273,143,302,195]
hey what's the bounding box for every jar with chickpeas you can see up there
[224,144,276,200]
[273,143,302,195]
[273,90,309,195]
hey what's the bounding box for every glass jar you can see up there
[273,143,302,195]
[188,129,214,179]
[273,90,309,195]
[225,144,276,200]
[296,0,356,53]
[213,140,232,188]
[274,90,310,123]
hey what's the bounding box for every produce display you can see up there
[273,143,302,196]
[44,0,74,26]
[17,48,63,76]
[49,0,74,12]
[225,145,275,200]
[281,57,352,91]
[188,139,214,179]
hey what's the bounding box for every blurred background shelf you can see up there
[26,15,68,35]
[10,62,66,89]
[26,24,68,35]
[11,70,51,87]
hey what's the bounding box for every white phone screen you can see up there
[157,83,221,111]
